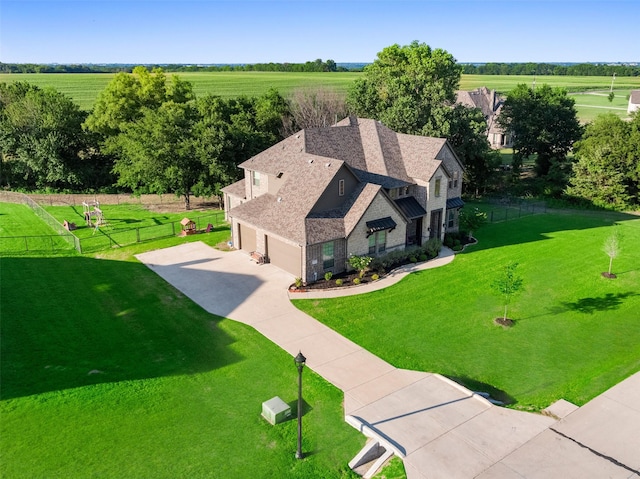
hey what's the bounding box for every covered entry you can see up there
[266,235,301,277]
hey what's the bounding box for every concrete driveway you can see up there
[136,242,640,478]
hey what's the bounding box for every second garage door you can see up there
[239,223,257,252]
[266,235,301,277]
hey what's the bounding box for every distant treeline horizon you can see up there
[1,61,639,76]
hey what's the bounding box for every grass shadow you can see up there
[461,207,638,253]
[554,292,639,315]
[0,256,245,399]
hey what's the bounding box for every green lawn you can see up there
[0,202,76,253]
[293,212,640,410]
[2,71,638,117]
[569,89,632,122]
[0,204,364,478]
[38,204,225,253]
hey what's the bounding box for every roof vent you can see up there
[325,162,331,167]
[308,159,313,164]
[276,171,283,178]
[296,134,300,139]
[277,197,282,202]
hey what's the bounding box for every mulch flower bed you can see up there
[290,270,380,291]
[494,317,515,327]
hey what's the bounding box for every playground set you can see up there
[82,201,107,231]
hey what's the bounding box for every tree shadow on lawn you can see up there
[0,256,248,400]
[461,210,638,254]
[551,292,639,315]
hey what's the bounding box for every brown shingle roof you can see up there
[229,117,455,245]
[232,149,345,244]
[221,179,246,199]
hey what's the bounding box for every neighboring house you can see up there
[456,86,512,149]
[628,90,640,114]
[222,117,465,282]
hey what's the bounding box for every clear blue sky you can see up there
[1,0,638,64]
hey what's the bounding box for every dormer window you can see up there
[252,171,261,187]
[435,177,442,197]
[453,171,459,188]
[339,179,345,196]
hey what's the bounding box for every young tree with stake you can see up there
[492,262,524,324]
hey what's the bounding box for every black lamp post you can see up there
[294,351,306,459]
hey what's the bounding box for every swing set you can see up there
[83,201,107,233]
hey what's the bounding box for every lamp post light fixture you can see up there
[294,351,306,460]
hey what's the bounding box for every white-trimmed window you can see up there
[453,171,459,188]
[252,171,261,187]
[447,210,455,228]
[322,241,334,269]
[435,177,441,197]
[368,230,387,255]
[338,179,345,196]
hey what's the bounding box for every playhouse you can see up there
[180,218,197,236]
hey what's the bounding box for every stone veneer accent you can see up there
[347,193,406,257]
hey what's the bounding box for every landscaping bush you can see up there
[424,238,442,258]
[371,274,379,281]
[443,234,455,248]
[324,271,333,281]
[419,254,428,261]
[335,278,343,286]
[348,254,372,278]
[353,278,360,285]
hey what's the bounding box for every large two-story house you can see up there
[456,87,512,149]
[222,117,465,282]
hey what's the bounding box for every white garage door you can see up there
[239,223,257,252]
[266,235,301,277]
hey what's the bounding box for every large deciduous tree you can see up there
[566,113,639,209]
[346,41,495,191]
[498,84,582,179]
[447,105,500,196]
[346,41,461,136]
[85,66,194,138]
[111,101,209,209]
[0,82,105,190]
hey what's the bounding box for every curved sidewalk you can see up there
[288,246,456,299]
[136,242,639,479]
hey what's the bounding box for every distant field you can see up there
[1,72,638,121]
[0,72,361,110]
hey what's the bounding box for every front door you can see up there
[429,209,442,240]
[415,217,423,246]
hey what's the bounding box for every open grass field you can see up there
[0,204,364,478]
[2,71,638,120]
[293,210,640,411]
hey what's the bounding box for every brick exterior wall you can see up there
[347,193,406,257]
[305,238,347,282]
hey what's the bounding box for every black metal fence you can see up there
[482,198,547,223]
[0,191,225,254]
[76,212,225,253]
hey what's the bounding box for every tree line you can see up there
[0,59,351,74]
[4,61,640,76]
[1,43,638,210]
[462,62,640,77]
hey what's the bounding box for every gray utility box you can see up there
[262,396,291,425]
